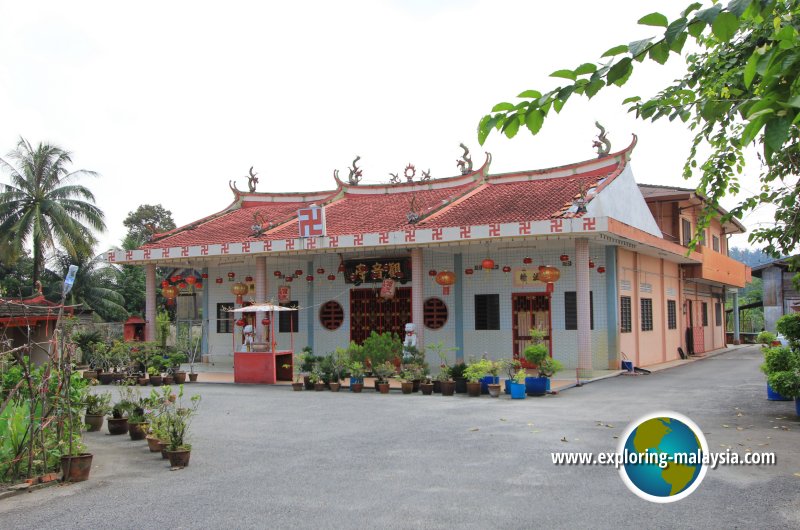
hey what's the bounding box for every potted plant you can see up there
[287,353,305,391]
[167,351,189,383]
[486,361,502,397]
[363,331,403,373]
[349,361,365,393]
[83,391,111,432]
[450,362,468,394]
[163,386,201,468]
[329,347,349,392]
[464,359,492,397]
[508,369,527,399]
[310,363,325,391]
[107,401,130,435]
[148,357,164,387]
[61,387,94,482]
[398,369,415,394]
[427,341,458,394]
[523,330,560,396]
[762,347,794,400]
[373,361,395,394]
[60,438,93,483]
[187,336,201,382]
[502,359,522,394]
[419,374,434,395]
[757,331,777,347]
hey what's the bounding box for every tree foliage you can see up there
[479,0,800,257]
[122,204,176,249]
[48,250,127,322]
[0,138,105,285]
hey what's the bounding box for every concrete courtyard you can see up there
[1,344,798,529]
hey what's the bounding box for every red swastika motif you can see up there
[432,228,443,241]
[306,238,316,249]
[125,250,133,261]
[354,234,364,246]
[489,223,500,237]
[379,232,389,244]
[550,220,563,233]
[460,226,471,239]
[582,217,596,231]
[143,249,151,260]
[161,248,170,258]
[200,245,209,256]
[404,229,416,242]
[297,206,325,237]
[285,239,295,250]
[181,246,189,257]
[241,242,251,253]
[264,241,272,251]
[329,236,339,248]
[107,251,116,262]
[519,221,531,235]
[220,243,229,254]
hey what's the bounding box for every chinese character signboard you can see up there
[297,206,325,238]
[278,285,291,303]
[512,267,540,287]
[380,278,397,299]
[344,258,411,284]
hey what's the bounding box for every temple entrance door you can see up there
[350,287,412,344]
[512,293,551,367]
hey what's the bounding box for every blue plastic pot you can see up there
[525,376,548,396]
[509,382,526,399]
[504,379,511,394]
[767,383,792,401]
[796,398,800,417]
[480,376,499,394]
[349,376,364,392]
[621,360,634,372]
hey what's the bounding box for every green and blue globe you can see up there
[618,412,707,503]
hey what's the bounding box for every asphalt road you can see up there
[1,345,798,529]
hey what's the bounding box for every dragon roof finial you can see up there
[348,156,363,185]
[457,143,473,175]
[593,122,611,157]
[247,166,258,192]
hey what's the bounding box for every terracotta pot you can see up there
[84,414,104,432]
[432,380,442,393]
[166,449,191,468]
[487,384,502,398]
[158,441,169,459]
[292,382,304,391]
[146,436,162,453]
[174,371,187,384]
[401,382,414,394]
[128,422,149,441]
[138,377,148,386]
[188,373,198,382]
[466,382,482,397]
[351,383,364,393]
[377,382,390,394]
[150,375,163,387]
[107,417,128,435]
[314,382,325,391]
[60,453,93,482]
[420,383,434,395]
[163,375,174,385]
[97,373,114,385]
[440,381,456,396]
[82,370,97,380]
[304,375,314,390]
[330,382,341,392]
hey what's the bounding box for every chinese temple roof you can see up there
[141,138,636,251]
[0,294,66,326]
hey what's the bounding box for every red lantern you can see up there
[170,275,178,283]
[465,268,474,275]
[286,276,293,282]
[597,266,606,274]
[185,276,197,285]
[435,271,456,295]
[215,277,223,284]
[294,269,303,277]
[195,282,203,289]
[161,280,169,288]
[178,281,188,290]
[245,275,253,282]
[538,265,561,283]
[261,318,270,326]
[428,270,437,277]
[316,268,325,274]
[589,260,595,269]
[161,285,178,306]
[201,273,209,279]
[395,271,404,279]
[327,274,336,281]
[481,258,495,270]
[560,254,569,262]
[502,266,511,273]
[231,282,249,304]
[236,319,246,327]
[227,272,236,281]
[523,257,533,265]
[306,275,314,282]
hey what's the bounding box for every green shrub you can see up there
[464,359,493,383]
[761,347,794,375]
[776,313,800,345]
[756,331,777,345]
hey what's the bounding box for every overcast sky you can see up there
[0,0,773,254]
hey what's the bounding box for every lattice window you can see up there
[620,296,632,333]
[216,303,233,334]
[667,300,677,330]
[319,301,344,331]
[423,298,448,330]
[641,298,653,331]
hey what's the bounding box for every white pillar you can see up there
[411,248,424,350]
[575,238,592,379]
[145,264,157,342]
[255,256,267,343]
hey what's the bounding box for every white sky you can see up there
[0,0,773,253]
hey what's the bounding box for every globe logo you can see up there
[618,411,709,503]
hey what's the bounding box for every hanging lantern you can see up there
[245,275,253,282]
[306,275,314,282]
[185,276,197,286]
[589,260,595,269]
[178,281,188,290]
[327,274,336,281]
[175,274,182,282]
[538,265,561,283]
[161,280,169,288]
[597,266,606,274]
[338,264,345,273]
[261,318,271,326]
[236,319,246,327]
[560,254,569,262]
[428,270,437,277]
[502,266,511,273]
[161,285,178,306]
[380,278,397,300]
[294,269,303,277]
[195,282,203,289]
[465,268,474,275]
[215,277,223,284]
[523,257,533,265]
[201,273,209,279]
[286,276,293,282]
[170,275,178,283]
[227,272,236,281]
[316,267,325,274]
[435,271,456,295]
[481,258,495,270]
[395,271,404,279]
[231,282,249,304]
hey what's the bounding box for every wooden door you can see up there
[512,293,551,367]
[350,287,412,344]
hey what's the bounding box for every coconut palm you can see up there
[49,250,127,322]
[0,137,105,286]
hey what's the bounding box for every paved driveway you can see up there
[1,345,798,529]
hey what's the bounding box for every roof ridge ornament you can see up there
[457,143,473,175]
[593,122,611,157]
[247,166,259,192]
[348,156,363,185]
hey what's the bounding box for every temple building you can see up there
[107,137,750,377]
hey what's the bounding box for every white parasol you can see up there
[229,303,297,313]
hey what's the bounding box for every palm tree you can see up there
[49,250,128,322]
[0,137,105,286]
